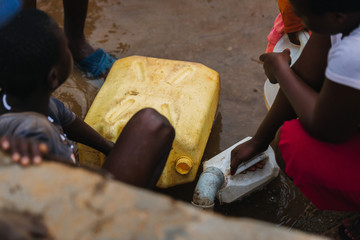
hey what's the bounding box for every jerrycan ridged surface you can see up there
[78,56,220,188]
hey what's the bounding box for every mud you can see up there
[38,0,353,237]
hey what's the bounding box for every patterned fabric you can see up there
[277,0,304,33]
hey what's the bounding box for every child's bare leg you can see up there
[23,0,94,62]
[102,108,175,189]
[231,33,331,173]
[22,0,36,8]
[271,129,286,171]
[62,0,95,62]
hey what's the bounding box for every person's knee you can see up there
[278,120,316,171]
[272,128,286,171]
[135,108,175,139]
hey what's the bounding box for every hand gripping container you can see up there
[78,56,220,188]
[264,30,310,109]
[192,137,280,208]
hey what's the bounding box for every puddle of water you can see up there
[52,68,99,119]
[213,172,310,228]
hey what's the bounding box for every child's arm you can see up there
[63,116,114,155]
[230,33,331,174]
[260,34,360,142]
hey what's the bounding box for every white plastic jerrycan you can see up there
[192,137,280,208]
[264,30,310,109]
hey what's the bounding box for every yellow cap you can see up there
[176,157,193,175]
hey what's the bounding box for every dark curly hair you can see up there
[292,0,360,15]
[0,9,61,97]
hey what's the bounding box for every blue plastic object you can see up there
[0,0,22,27]
[75,48,116,78]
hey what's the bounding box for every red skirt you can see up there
[279,119,360,211]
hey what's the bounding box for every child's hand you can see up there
[259,49,292,84]
[230,138,268,175]
[0,136,49,166]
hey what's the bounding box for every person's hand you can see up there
[237,160,265,174]
[259,49,292,84]
[230,138,268,175]
[0,136,49,166]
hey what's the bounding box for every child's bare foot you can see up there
[68,38,116,79]
[230,138,268,175]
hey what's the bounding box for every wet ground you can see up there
[39,0,355,238]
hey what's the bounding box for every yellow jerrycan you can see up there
[78,56,220,188]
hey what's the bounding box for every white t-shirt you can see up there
[325,24,360,90]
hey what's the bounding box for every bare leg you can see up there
[230,33,331,173]
[102,108,175,189]
[22,0,93,61]
[22,0,36,8]
[271,129,286,171]
[24,0,113,77]
[62,0,95,62]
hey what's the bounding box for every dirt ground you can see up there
[38,0,357,238]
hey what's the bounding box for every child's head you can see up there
[290,0,360,35]
[0,9,72,98]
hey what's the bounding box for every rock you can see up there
[0,152,328,240]
[0,209,53,240]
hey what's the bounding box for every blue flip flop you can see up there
[75,48,116,78]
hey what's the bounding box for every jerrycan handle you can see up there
[233,152,269,176]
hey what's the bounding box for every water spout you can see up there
[192,167,225,209]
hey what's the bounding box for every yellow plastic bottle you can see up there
[78,56,220,188]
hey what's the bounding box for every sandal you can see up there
[75,48,116,79]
